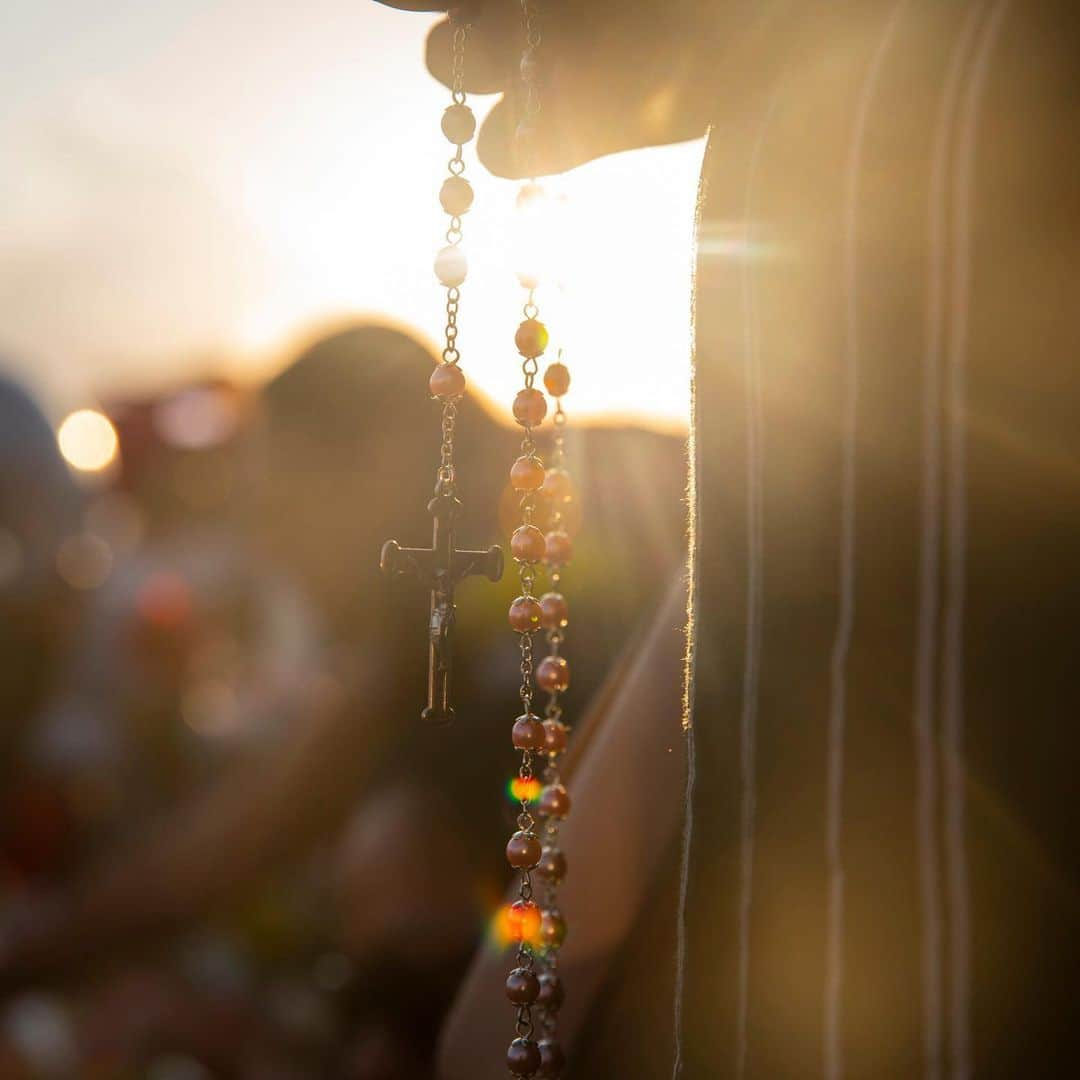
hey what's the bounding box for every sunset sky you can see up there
[1,1,702,429]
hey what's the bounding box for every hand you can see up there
[375,0,717,177]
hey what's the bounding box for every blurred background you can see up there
[0,2,698,1075]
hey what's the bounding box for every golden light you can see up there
[225,29,703,433]
[6,8,702,432]
[488,900,543,951]
[508,776,542,804]
[57,409,119,473]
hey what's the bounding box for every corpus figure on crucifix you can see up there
[381,482,503,725]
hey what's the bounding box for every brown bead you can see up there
[441,103,476,144]
[510,525,546,563]
[535,655,569,692]
[540,908,567,948]
[429,363,465,399]
[506,967,541,1005]
[507,899,541,942]
[507,1038,541,1076]
[536,846,567,883]
[511,714,546,751]
[537,783,571,819]
[510,455,545,492]
[512,388,547,428]
[544,530,573,566]
[509,596,543,633]
[543,362,571,397]
[541,468,573,504]
[439,175,474,216]
[539,592,568,630]
[506,830,542,869]
[515,319,549,359]
[536,972,564,1012]
[538,1039,566,1077]
[543,719,568,755]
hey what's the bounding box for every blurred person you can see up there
[378,1,1080,1076]
[0,326,686,1075]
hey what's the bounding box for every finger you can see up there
[475,94,665,181]
[373,1,452,11]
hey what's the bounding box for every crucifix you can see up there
[381,484,503,725]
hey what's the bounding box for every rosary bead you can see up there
[509,595,543,633]
[510,455,546,492]
[507,1038,542,1077]
[541,468,573,504]
[441,103,476,144]
[507,899,541,942]
[506,830,543,869]
[539,592,569,630]
[543,718,568,755]
[515,318,550,359]
[540,907,567,948]
[543,361,571,397]
[536,972,564,1012]
[513,388,548,428]
[512,714,546,751]
[439,175,474,216]
[537,782,571,819]
[535,655,570,693]
[536,846,567,883]
[538,1039,566,1077]
[544,530,573,565]
[434,244,467,287]
[429,363,466,399]
[511,524,547,563]
[506,967,541,1005]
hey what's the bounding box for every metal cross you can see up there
[381,487,503,725]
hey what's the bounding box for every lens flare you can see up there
[488,900,543,951]
[507,776,542,805]
[57,409,119,472]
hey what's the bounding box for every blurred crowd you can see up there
[0,323,685,1078]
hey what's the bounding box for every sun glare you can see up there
[4,6,701,432]
[228,23,704,433]
[57,409,119,473]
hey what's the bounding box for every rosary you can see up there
[380,3,573,1076]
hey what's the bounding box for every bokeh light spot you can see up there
[507,776,541,805]
[55,534,112,590]
[488,901,543,951]
[57,409,119,472]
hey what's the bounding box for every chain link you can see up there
[535,345,573,1071]
[451,18,468,103]
[433,16,472,495]
[507,9,547,1062]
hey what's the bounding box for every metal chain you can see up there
[504,6,569,1078]
[433,15,472,495]
[506,323,544,1078]
[451,18,467,103]
[536,358,571,1057]
[517,0,542,177]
